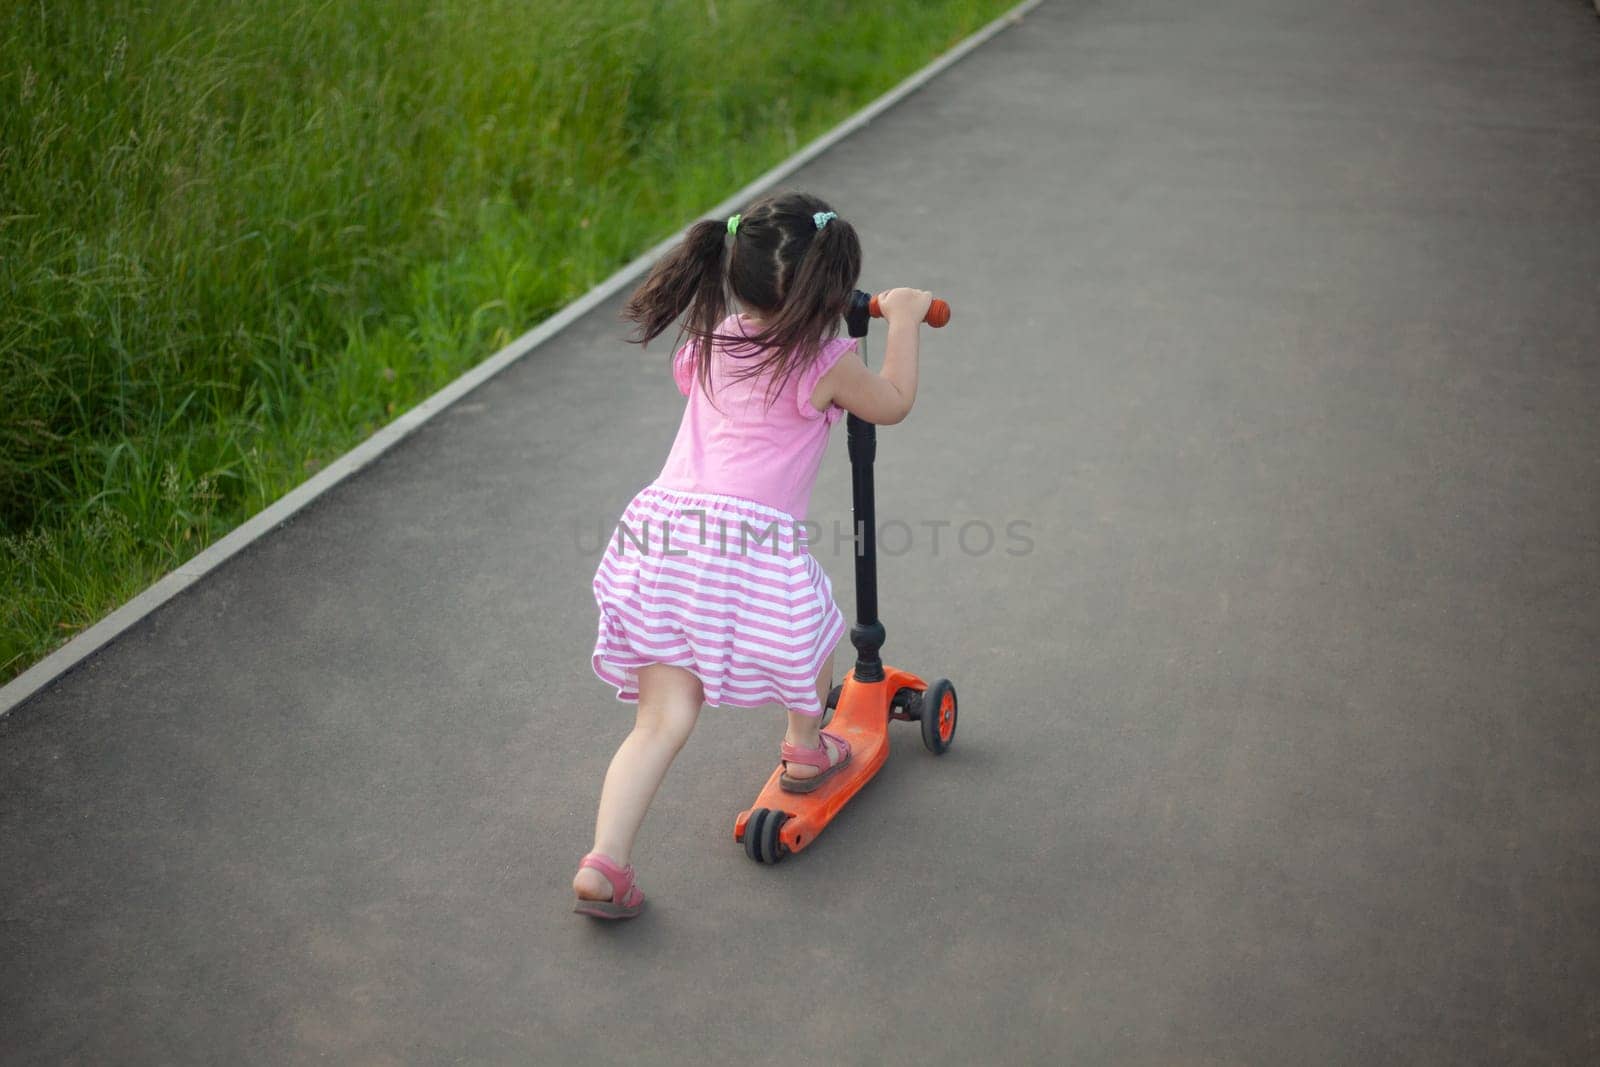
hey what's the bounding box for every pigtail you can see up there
[623,219,728,349]
[766,216,860,358]
[724,198,861,404]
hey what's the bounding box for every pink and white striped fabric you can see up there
[592,484,845,716]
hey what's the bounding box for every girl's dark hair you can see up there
[623,190,862,402]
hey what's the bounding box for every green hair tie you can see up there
[727,214,741,236]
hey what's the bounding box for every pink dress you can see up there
[592,316,855,715]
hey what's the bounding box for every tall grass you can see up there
[1,0,1016,682]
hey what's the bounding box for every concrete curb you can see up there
[0,0,1046,719]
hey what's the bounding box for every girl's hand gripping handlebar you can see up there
[869,293,951,328]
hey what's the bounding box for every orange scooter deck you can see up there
[734,666,926,859]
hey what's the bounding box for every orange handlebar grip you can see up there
[867,296,951,328]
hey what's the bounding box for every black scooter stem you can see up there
[844,291,886,682]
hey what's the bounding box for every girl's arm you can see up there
[812,288,932,426]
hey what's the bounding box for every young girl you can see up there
[573,190,933,919]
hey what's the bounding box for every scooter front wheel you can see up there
[919,679,957,755]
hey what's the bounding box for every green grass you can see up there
[1,0,1018,683]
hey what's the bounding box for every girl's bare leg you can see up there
[782,652,846,781]
[574,664,703,902]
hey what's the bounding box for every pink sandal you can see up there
[780,729,853,793]
[572,852,645,920]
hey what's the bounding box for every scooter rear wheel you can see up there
[743,808,790,864]
[919,679,958,755]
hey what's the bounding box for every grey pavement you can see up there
[5,1,1600,1062]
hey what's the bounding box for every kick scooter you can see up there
[734,290,957,864]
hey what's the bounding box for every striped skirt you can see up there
[592,484,845,716]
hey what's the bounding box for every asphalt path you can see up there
[4,1,1599,1062]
